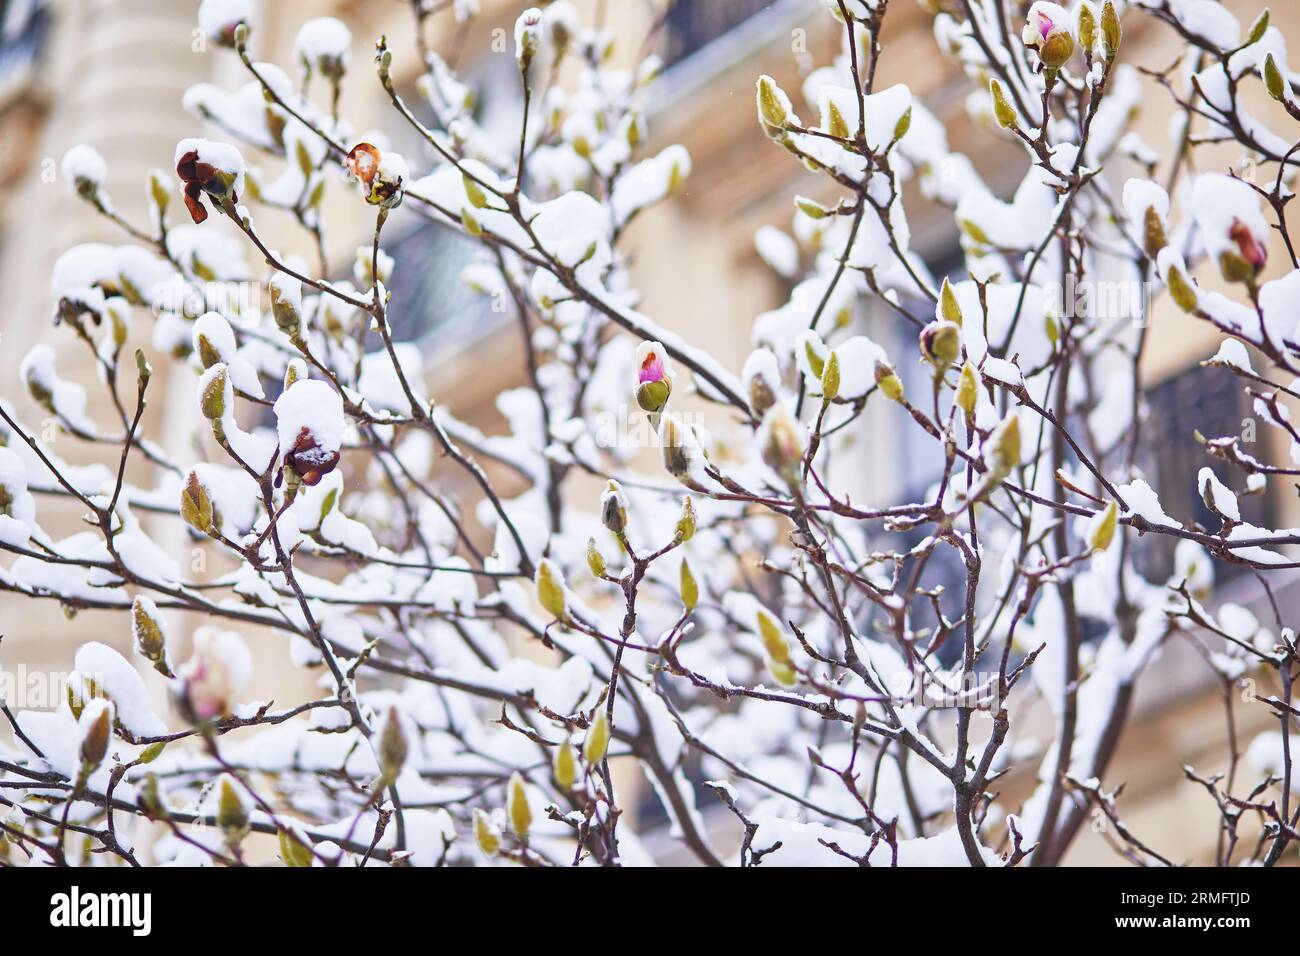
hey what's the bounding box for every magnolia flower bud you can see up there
[584,710,610,765]
[586,537,606,578]
[506,771,532,839]
[600,480,628,536]
[985,413,1021,483]
[198,364,229,420]
[796,195,830,219]
[132,595,173,677]
[875,361,905,402]
[634,341,673,414]
[939,276,963,325]
[1022,2,1075,71]
[553,739,577,790]
[757,608,792,666]
[756,75,793,137]
[768,657,798,687]
[1247,9,1269,46]
[78,699,113,775]
[675,496,697,542]
[535,558,568,621]
[376,705,408,784]
[759,403,805,486]
[269,272,303,339]
[680,556,699,612]
[1076,2,1098,54]
[919,320,961,370]
[473,808,501,858]
[1264,54,1286,102]
[1101,1,1121,60]
[216,773,250,848]
[1167,265,1199,313]
[1088,499,1119,554]
[138,771,168,822]
[180,470,215,535]
[1143,206,1168,259]
[346,142,406,208]
[956,363,978,417]
[278,826,314,868]
[991,79,1018,129]
[1221,219,1268,283]
[660,414,705,489]
[515,7,542,70]
[62,145,106,202]
[820,351,841,402]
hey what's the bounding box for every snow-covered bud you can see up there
[820,350,841,402]
[875,361,905,402]
[1022,2,1075,70]
[275,379,345,487]
[985,413,1021,483]
[132,595,173,677]
[345,142,405,208]
[674,496,697,543]
[756,75,794,137]
[919,320,961,370]
[584,710,610,765]
[535,558,568,621]
[1075,2,1098,55]
[553,738,577,790]
[514,7,543,70]
[1088,499,1118,554]
[634,341,673,414]
[473,808,502,858]
[198,0,253,48]
[679,556,699,612]
[269,271,303,339]
[375,705,408,784]
[181,470,215,535]
[1101,1,1121,59]
[78,699,113,775]
[586,537,606,577]
[175,138,245,224]
[660,414,702,488]
[743,348,781,415]
[759,402,805,487]
[600,479,628,536]
[284,357,307,390]
[216,774,250,848]
[278,826,314,868]
[61,145,107,202]
[1166,264,1199,313]
[295,17,351,83]
[1222,219,1268,283]
[198,363,229,420]
[506,771,532,839]
[956,363,978,417]
[990,79,1018,129]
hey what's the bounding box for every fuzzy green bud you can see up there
[583,710,610,765]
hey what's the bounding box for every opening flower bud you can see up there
[919,320,962,370]
[181,470,215,535]
[634,341,673,414]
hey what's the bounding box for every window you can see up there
[1135,364,1272,582]
[660,0,776,68]
[0,0,49,90]
[381,55,520,347]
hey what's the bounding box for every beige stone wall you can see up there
[0,0,1293,863]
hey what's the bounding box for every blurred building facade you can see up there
[0,0,1295,864]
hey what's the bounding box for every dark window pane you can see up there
[662,0,774,67]
[0,1,49,85]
